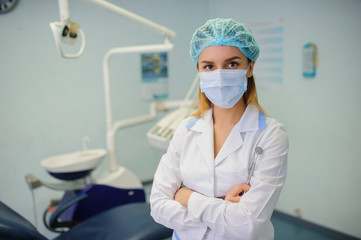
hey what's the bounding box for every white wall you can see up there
[1,0,361,239]
[0,0,209,237]
[209,0,361,238]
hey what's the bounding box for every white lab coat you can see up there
[150,104,288,240]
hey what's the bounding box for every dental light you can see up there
[50,0,85,58]
[50,0,176,59]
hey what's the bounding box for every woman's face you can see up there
[198,45,254,77]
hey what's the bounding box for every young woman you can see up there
[150,18,288,240]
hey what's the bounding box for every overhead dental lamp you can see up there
[49,0,86,58]
[0,0,19,14]
[50,0,176,59]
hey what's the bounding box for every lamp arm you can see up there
[85,0,176,40]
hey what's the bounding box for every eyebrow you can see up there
[200,56,242,64]
[225,56,242,62]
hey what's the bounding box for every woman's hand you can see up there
[174,187,194,207]
[225,183,251,203]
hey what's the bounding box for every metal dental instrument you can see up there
[239,146,263,196]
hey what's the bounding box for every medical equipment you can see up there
[0,0,19,14]
[40,149,107,181]
[0,201,172,240]
[303,43,318,78]
[50,0,176,59]
[199,69,248,109]
[147,74,199,150]
[49,0,86,58]
[25,1,180,237]
[239,146,264,196]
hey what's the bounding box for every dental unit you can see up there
[20,0,195,238]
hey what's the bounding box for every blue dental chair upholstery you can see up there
[0,201,172,240]
[0,201,47,240]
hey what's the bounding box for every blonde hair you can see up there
[192,75,266,117]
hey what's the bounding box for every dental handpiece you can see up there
[239,146,263,196]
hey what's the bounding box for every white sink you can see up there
[41,149,107,180]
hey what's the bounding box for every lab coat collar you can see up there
[236,104,266,132]
[187,105,266,166]
[187,104,265,133]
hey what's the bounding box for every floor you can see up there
[162,214,340,240]
[271,214,338,240]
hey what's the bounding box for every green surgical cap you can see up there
[190,18,260,64]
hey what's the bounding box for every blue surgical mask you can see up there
[199,69,248,109]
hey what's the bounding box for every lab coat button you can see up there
[208,179,212,184]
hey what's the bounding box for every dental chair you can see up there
[0,201,172,240]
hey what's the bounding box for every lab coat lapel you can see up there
[196,111,215,174]
[191,105,261,168]
[215,126,244,166]
[214,105,261,166]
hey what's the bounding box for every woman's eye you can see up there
[228,62,239,68]
[203,65,213,70]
